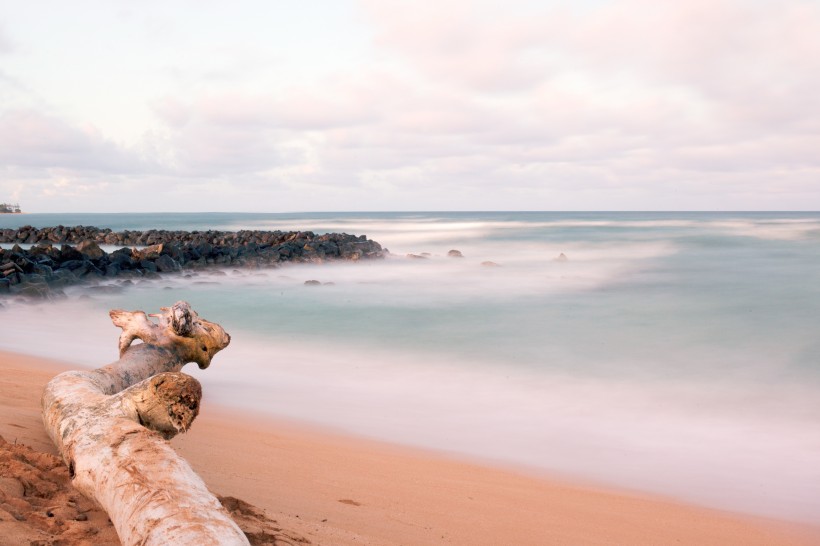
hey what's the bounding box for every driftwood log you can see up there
[41,301,250,545]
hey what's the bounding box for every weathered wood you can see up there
[42,301,249,546]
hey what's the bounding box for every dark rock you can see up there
[304,280,321,286]
[16,282,50,298]
[60,245,83,262]
[60,259,88,271]
[78,263,101,277]
[76,240,104,260]
[110,247,134,267]
[49,269,76,288]
[154,255,180,273]
[447,249,464,258]
[0,225,386,297]
[0,261,22,275]
[24,273,47,285]
[32,263,53,279]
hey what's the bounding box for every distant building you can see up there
[0,203,21,213]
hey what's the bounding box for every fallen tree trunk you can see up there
[42,301,250,546]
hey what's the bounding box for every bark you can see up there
[42,301,249,546]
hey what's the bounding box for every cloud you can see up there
[0,27,12,55]
[347,0,820,206]
[359,0,552,92]
[195,88,377,130]
[150,97,190,128]
[0,109,148,174]
[359,0,820,133]
[6,0,820,211]
[551,0,820,132]
[149,94,306,176]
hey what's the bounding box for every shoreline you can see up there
[2,349,820,545]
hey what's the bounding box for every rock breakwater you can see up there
[0,225,384,299]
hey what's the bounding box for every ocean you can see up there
[1,211,819,522]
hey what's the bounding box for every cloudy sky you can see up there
[1,0,819,212]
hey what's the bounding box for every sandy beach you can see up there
[1,349,819,546]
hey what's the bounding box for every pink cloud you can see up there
[180,80,381,131]
[360,0,820,136]
[360,0,551,92]
[150,97,191,128]
[121,1,820,207]
[0,109,145,173]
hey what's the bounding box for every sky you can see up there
[1,0,819,212]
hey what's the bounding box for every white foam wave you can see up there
[223,216,820,250]
[136,239,675,305]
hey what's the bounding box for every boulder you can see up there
[59,245,84,262]
[77,240,105,260]
[135,244,163,261]
[110,247,134,266]
[154,254,181,273]
[49,269,77,288]
[59,259,88,271]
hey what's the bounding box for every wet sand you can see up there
[1,350,819,545]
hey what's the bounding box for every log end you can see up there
[134,372,202,439]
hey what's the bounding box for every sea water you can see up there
[1,212,819,522]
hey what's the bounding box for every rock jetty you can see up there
[0,225,384,298]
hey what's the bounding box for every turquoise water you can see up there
[2,211,819,522]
